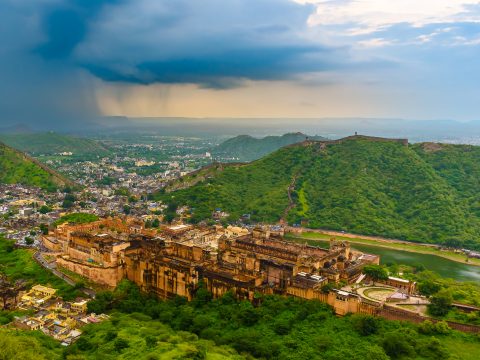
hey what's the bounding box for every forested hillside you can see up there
[213,132,327,161]
[0,132,110,157]
[157,136,480,249]
[0,142,72,191]
[5,280,480,360]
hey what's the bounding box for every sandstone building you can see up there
[43,218,380,314]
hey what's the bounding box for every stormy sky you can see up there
[1,0,480,129]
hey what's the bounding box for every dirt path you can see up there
[280,175,298,225]
[289,227,439,248]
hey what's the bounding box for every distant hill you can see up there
[157,135,480,250]
[212,132,328,161]
[0,132,110,157]
[0,142,72,191]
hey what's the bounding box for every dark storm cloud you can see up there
[36,0,123,59]
[85,46,336,89]
[0,1,104,129]
[46,0,337,88]
[0,0,341,128]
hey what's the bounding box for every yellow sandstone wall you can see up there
[57,258,123,288]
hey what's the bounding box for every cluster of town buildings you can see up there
[13,284,108,346]
[0,182,167,245]
[43,137,215,195]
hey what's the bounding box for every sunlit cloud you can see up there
[297,0,480,34]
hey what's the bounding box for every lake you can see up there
[312,239,480,282]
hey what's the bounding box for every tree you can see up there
[164,212,176,224]
[418,280,441,297]
[321,282,335,294]
[39,223,49,235]
[145,335,157,348]
[0,274,25,310]
[64,194,76,203]
[353,315,380,336]
[363,265,389,282]
[38,205,52,214]
[123,205,131,215]
[192,281,212,307]
[62,199,74,209]
[382,331,415,359]
[428,290,453,316]
[445,238,462,249]
[24,237,34,246]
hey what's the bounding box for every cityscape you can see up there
[2,1,480,360]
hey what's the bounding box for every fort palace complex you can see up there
[42,217,392,316]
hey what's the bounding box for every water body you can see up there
[312,239,480,282]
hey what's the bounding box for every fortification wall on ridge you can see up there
[292,134,409,148]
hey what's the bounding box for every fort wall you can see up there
[293,134,409,148]
[56,257,123,288]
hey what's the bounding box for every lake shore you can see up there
[285,230,480,267]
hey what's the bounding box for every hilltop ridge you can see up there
[0,141,73,191]
[0,132,110,157]
[156,135,480,249]
[292,134,408,147]
[212,132,328,161]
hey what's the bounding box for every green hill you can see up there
[213,132,328,161]
[0,132,110,157]
[157,136,480,249]
[0,142,72,191]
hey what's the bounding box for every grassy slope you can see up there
[0,142,71,191]
[158,139,480,249]
[0,132,110,156]
[0,235,81,300]
[0,328,62,360]
[52,213,99,227]
[413,143,480,217]
[0,313,245,360]
[65,312,245,360]
[164,145,312,223]
[85,284,480,360]
[293,140,471,243]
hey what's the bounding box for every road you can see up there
[286,226,440,248]
[33,250,96,298]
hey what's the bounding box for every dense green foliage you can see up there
[213,133,327,161]
[0,132,110,157]
[428,290,454,317]
[2,274,480,359]
[0,142,69,191]
[363,265,389,281]
[52,213,99,227]
[0,328,62,360]
[84,280,480,360]
[65,312,244,359]
[1,314,243,360]
[157,145,311,224]
[158,139,480,249]
[412,143,480,230]
[0,235,82,300]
